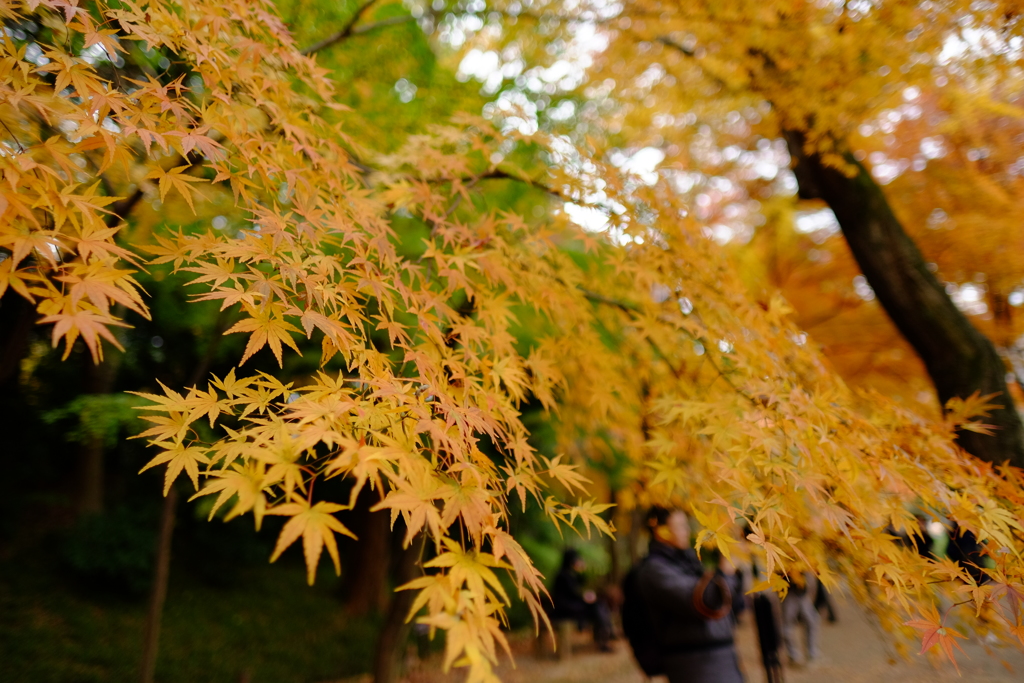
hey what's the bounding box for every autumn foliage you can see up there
[4,0,1024,680]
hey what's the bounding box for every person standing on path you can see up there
[781,572,821,666]
[636,507,746,683]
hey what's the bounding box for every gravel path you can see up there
[399,593,1024,683]
[772,594,1024,683]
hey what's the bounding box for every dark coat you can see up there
[948,524,988,584]
[637,542,744,683]
[550,550,589,621]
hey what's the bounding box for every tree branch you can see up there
[580,288,640,313]
[579,287,751,398]
[105,150,196,228]
[300,2,418,56]
[0,119,26,154]
[301,0,377,55]
[107,186,147,228]
[655,35,695,57]
[478,168,564,199]
[417,168,565,201]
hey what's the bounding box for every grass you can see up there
[0,539,380,683]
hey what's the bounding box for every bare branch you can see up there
[478,168,564,198]
[0,119,26,154]
[655,35,695,57]
[580,288,640,313]
[416,168,565,200]
[106,151,207,227]
[301,2,419,56]
[107,186,146,228]
[581,287,753,399]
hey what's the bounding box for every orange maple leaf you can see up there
[40,308,129,362]
[905,606,968,674]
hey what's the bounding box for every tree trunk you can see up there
[343,488,392,616]
[78,435,106,516]
[606,488,620,583]
[140,486,178,683]
[372,538,420,683]
[0,294,35,390]
[628,507,643,567]
[77,350,123,516]
[785,131,1024,468]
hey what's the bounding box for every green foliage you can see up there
[282,0,487,149]
[62,506,158,597]
[44,395,147,449]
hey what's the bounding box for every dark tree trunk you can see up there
[628,507,643,567]
[606,488,620,583]
[140,486,178,683]
[342,489,392,616]
[78,436,106,516]
[0,294,35,389]
[372,538,420,683]
[785,131,1024,469]
[77,350,123,516]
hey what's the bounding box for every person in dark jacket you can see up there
[549,548,613,650]
[947,522,988,584]
[637,507,745,683]
[910,515,934,559]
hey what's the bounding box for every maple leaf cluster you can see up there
[7,0,1024,679]
[1,3,613,679]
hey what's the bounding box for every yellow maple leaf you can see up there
[139,442,211,495]
[225,305,303,366]
[145,165,207,213]
[266,499,356,584]
[190,462,268,528]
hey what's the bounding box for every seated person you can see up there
[549,549,613,651]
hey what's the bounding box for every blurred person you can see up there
[627,506,746,683]
[549,548,614,651]
[813,582,838,624]
[781,572,821,666]
[910,514,934,559]
[947,522,988,585]
[745,528,785,683]
[753,588,785,683]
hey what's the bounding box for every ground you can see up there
[395,593,1024,683]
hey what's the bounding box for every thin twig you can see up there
[579,288,686,379]
[0,119,26,154]
[580,287,756,402]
